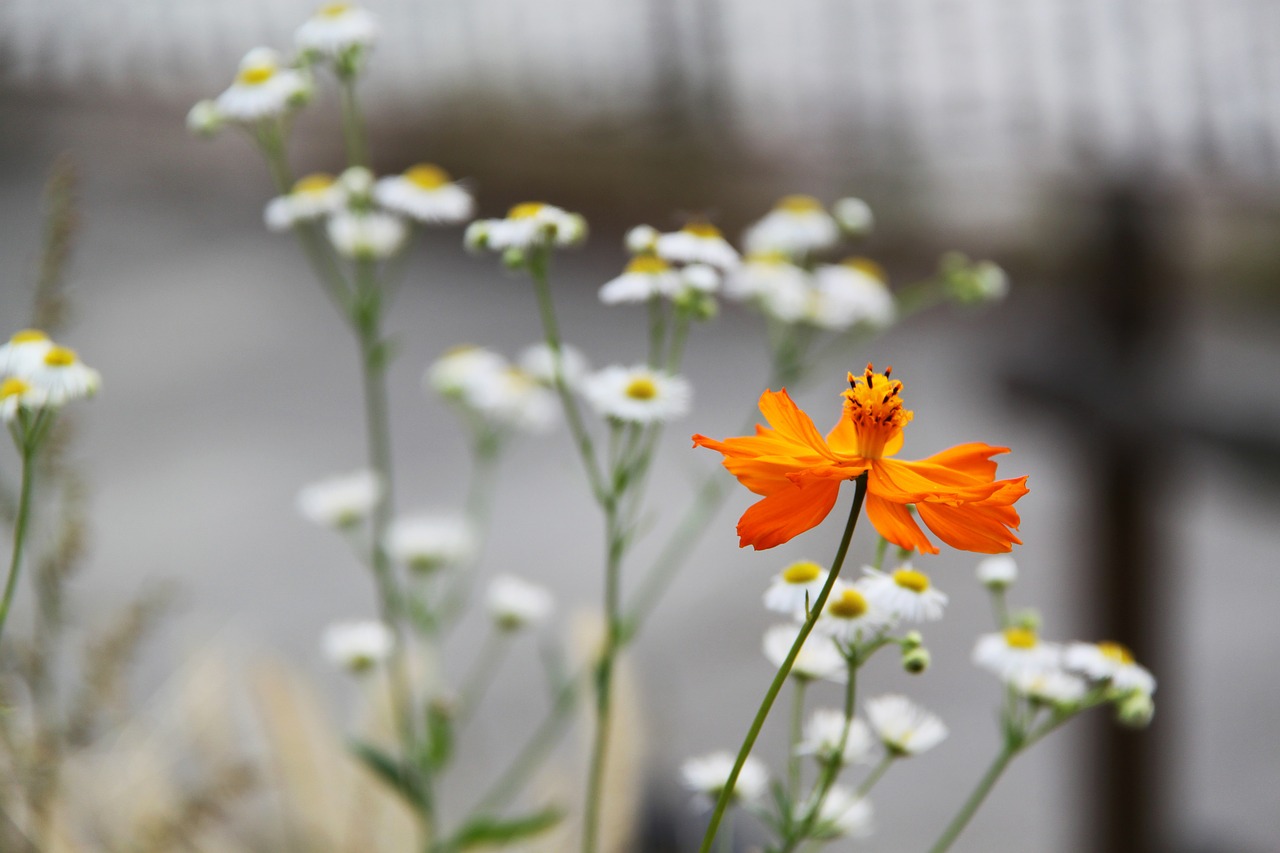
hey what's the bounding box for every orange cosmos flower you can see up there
[692,365,1028,552]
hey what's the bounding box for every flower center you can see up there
[406,164,450,189]
[1098,641,1135,665]
[842,363,913,459]
[237,64,276,86]
[10,329,48,344]
[745,250,791,266]
[839,257,887,282]
[828,588,869,619]
[625,376,658,400]
[293,173,335,194]
[1,378,29,399]
[682,222,722,239]
[625,255,671,275]
[777,194,823,213]
[1004,627,1038,649]
[781,560,822,584]
[319,2,352,17]
[892,568,929,593]
[43,347,76,367]
[508,202,546,219]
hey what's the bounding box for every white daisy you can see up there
[427,346,509,400]
[374,164,474,224]
[581,365,691,424]
[264,173,345,231]
[680,752,769,805]
[23,346,101,406]
[486,574,555,630]
[814,582,892,644]
[327,210,408,259]
[762,560,828,616]
[795,708,875,766]
[808,785,874,840]
[214,48,311,123]
[471,202,587,252]
[976,555,1018,588]
[973,628,1062,681]
[0,377,47,424]
[296,469,383,528]
[833,197,874,236]
[384,515,476,572]
[864,694,948,756]
[295,3,379,59]
[763,623,847,683]
[679,263,722,294]
[1063,641,1156,696]
[517,342,590,391]
[598,256,682,304]
[809,259,895,330]
[338,165,375,201]
[723,253,811,323]
[1011,667,1089,706]
[742,195,841,258]
[624,224,660,254]
[467,366,558,433]
[0,329,54,376]
[861,566,947,623]
[322,619,394,672]
[655,222,740,270]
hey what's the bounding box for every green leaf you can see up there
[348,739,428,814]
[425,701,454,770]
[452,806,564,849]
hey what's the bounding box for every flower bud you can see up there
[901,630,924,651]
[1012,609,1041,632]
[977,556,1017,589]
[502,247,527,271]
[464,221,490,252]
[186,100,224,138]
[902,647,931,674]
[1116,691,1155,729]
[833,197,874,236]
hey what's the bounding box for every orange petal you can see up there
[865,493,938,555]
[758,389,838,460]
[869,447,1017,504]
[736,479,842,550]
[916,501,1023,553]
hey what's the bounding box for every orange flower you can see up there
[692,365,1028,552]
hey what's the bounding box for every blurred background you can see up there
[1,0,1279,851]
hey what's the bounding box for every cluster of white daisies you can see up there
[680,558,953,842]
[295,468,554,672]
[0,329,100,428]
[971,557,1156,724]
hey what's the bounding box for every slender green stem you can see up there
[854,755,893,798]
[665,312,691,373]
[0,442,37,648]
[927,744,1017,853]
[457,631,509,721]
[647,296,666,368]
[337,74,370,168]
[871,536,889,571]
[698,473,868,853]
[989,588,1011,629]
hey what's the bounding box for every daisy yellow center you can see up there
[828,588,869,619]
[406,164,450,189]
[840,256,888,282]
[237,64,277,86]
[10,330,48,344]
[293,173,335,194]
[43,347,76,367]
[508,202,546,219]
[892,568,929,593]
[781,561,822,584]
[682,222,721,238]
[842,363,913,459]
[1098,641,1135,665]
[625,255,671,274]
[1004,627,1038,649]
[1,378,29,399]
[777,194,823,213]
[319,2,352,16]
[746,250,791,266]
[624,376,658,400]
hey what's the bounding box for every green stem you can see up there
[871,535,889,571]
[926,745,1017,853]
[787,680,808,801]
[0,441,37,648]
[457,631,509,721]
[647,296,666,368]
[854,755,893,798]
[665,312,691,373]
[338,74,370,168]
[989,588,1011,629]
[698,473,868,853]
[782,657,858,851]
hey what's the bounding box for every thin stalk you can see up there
[471,675,579,814]
[871,535,889,571]
[787,681,808,801]
[647,296,666,368]
[337,74,370,168]
[989,587,1011,629]
[854,755,893,798]
[457,631,509,721]
[528,255,606,501]
[664,312,691,373]
[781,656,858,852]
[927,744,1016,853]
[0,442,37,648]
[698,474,868,853]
